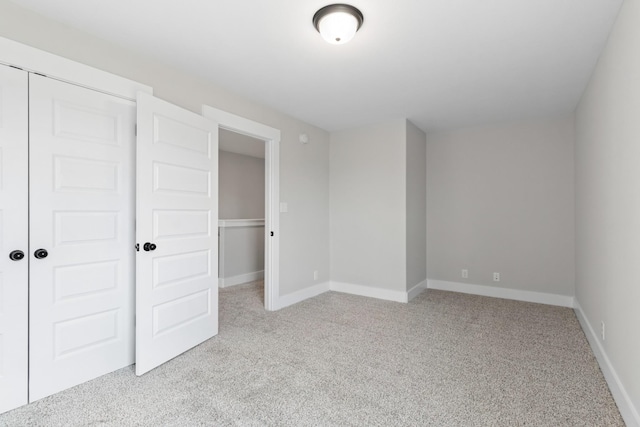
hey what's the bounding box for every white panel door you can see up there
[28,74,136,401]
[136,92,218,376]
[0,65,28,414]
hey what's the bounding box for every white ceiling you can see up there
[219,129,265,159]
[10,0,623,132]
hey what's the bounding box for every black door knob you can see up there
[34,248,48,259]
[143,242,157,251]
[9,250,25,261]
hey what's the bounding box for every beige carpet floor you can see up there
[0,281,624,426]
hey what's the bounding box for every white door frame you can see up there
[201,105,280,311]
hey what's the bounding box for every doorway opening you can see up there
[203,106,280,311]
[218,129,266,306]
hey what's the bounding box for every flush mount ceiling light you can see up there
[313,4,364,45]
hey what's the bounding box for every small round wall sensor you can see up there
[299,133,309,144]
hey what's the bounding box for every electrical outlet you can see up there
[461,269,468,279]
[493,272,500,282]
[601,321,605,341]
[313,270,319,281]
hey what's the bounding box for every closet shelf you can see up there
[218,219,265,228]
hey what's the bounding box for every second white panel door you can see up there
[136,92,219,376]
[28,74,136,401]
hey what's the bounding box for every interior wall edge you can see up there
[329,281,411,304]
[277,281,331,311]
[407,280,427,302]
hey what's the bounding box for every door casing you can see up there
[202,105,281,311]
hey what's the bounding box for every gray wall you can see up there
[218,150,264,219]
[220,226,264,279]
[0,0,331,297]
[330,120,407,292]
[218,151,265,282]
[426,117,575,296]
[575,0,640,417]
[406,121,427,291]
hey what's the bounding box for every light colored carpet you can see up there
[0,281,624,426]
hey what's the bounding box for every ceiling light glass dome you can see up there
[313,4,364,45]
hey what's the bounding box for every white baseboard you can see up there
[426,279,575,308]
[275,277,573,310]
[574,303,640,427]
[219,270,264,288]
[329,281,409,303]
[276,280,427,309]
[407,280,427,301]
[277,281,331,310]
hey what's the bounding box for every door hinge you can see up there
[270,231,274,237]
[135,243,140,252]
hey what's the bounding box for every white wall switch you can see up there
[280,202,288,213]
[313,270,319,281]
[462,269,468,279]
